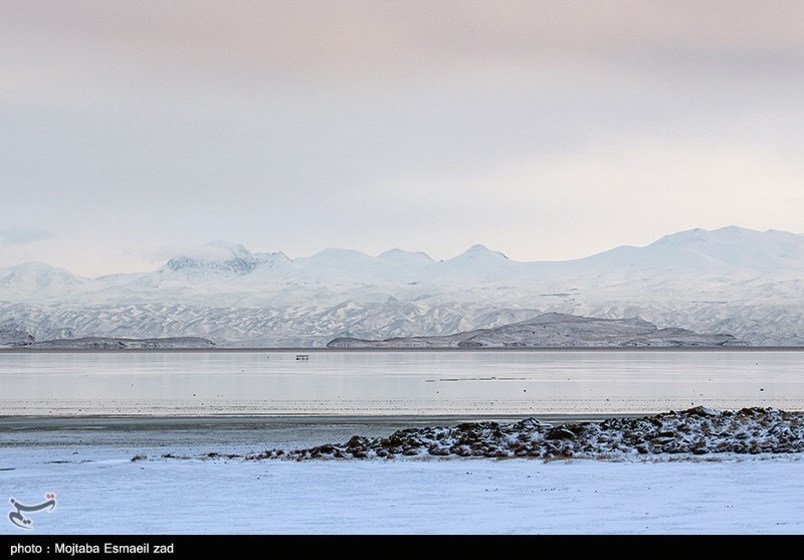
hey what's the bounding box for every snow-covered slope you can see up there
[0,320,34,347]
[1,227,803,346]
[0,262,101,301]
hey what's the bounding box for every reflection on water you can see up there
[1,350,803,416]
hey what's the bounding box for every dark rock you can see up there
[232,406,804,461]
[686,406,720,417]
[546,427,576,440]
[347,436,368,449]
[428,445,450,456]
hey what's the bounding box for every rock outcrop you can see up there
[328,313,743,348]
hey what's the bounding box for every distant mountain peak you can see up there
[171,241,252,260]
[454,244,509,260]
[254,250,292,263]
[582,226,804,274]
[2,261,86,280]
[653,228,710,245]
[0,261,91,293]
[653,226,793,246]
[165,241,259,275]
[377,248,434,264]
[310,248,371,259]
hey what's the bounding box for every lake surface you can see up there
[1,350,803,417]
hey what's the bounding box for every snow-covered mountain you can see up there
[164,242,292,276]
[1,226,803,346]
[0,262,101,300]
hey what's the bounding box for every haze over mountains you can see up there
[1,226,803,347]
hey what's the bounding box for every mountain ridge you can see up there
[1,227,802,347]
[3,226,803,283]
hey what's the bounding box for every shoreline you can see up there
[0,412,637,431]
[6,407,804,461]
[2,346,804,354]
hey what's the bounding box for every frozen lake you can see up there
[2,350,804,416]
[4,350,804,536]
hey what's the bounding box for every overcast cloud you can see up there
[2,1,803,275]
[0,227,55,246]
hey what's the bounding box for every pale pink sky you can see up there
[2,1,803,275]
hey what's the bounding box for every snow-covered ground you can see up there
[3,415,804,534]
[2,454,804,534]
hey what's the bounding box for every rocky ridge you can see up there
[247,407,804,460]
[25,336,215,350]
[328,313,743,348]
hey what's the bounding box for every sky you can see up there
[2,1,804,276]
